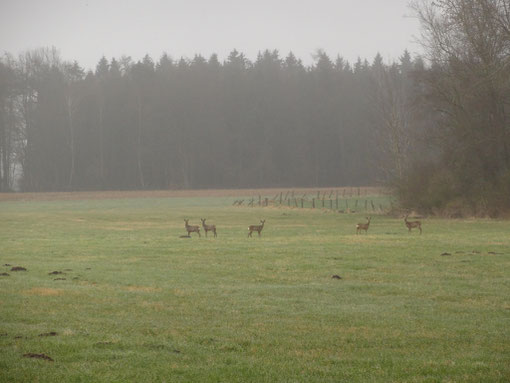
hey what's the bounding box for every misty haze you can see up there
[1,1,509,382]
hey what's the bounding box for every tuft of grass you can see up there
[0,196,509,382]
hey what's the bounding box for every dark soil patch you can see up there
[23,353,54,362]
[85,268,91,270]
[441,252,451,256]
[48,271,64,275]
[472,250,480,254]
[331,275,342,279]
[0,272,9,276]
[64,269,73,271]
[0,333,7,337]
[10,266,27,271]
[14,336,23,339]
[3,264,11,266]
[72,277,79,280]
[38,332,57,337]
[179,235,191,238]
[53,278,66,281]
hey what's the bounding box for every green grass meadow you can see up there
[0,195,509,382]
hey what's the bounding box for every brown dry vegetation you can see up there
[0,187,386,202]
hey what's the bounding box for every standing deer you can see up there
[356,217,371,234]
[404,215,422,234]
[200,218,217,238]
[248,220,265,237]
[184,219,201,237]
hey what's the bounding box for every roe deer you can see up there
[248,220,265,237]
[404,215,422,234]
[184,219,201,237]
[200,218,217,238]
[356,217,371,234]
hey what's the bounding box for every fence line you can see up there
[234,188,392,213]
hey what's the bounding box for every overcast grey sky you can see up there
[0,0,420,70]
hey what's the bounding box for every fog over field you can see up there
[1,0,510,216]
[0,2,510,381]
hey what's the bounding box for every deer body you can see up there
[200,218,217,237]
[356,217,371,234]
[248,220,265,237]
[405,215,422,234]
[184,219,201,237]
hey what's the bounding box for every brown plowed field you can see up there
[0,187,386,202]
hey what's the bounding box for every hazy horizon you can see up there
[0,0,421,70]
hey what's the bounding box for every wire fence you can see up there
[233,188,393,213]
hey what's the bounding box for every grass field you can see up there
[0,192,509,382]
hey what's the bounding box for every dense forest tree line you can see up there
[0,46,421,192]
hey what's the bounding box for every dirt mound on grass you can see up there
[38,332,57,337]
[23,353,54,362]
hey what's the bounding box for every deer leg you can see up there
[214,229,217,238]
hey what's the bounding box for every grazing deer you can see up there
[200,218,217,238]
[356,217,371,234]
[404,215,422,234]
[184,219,201,237]
[248,220,265,237]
